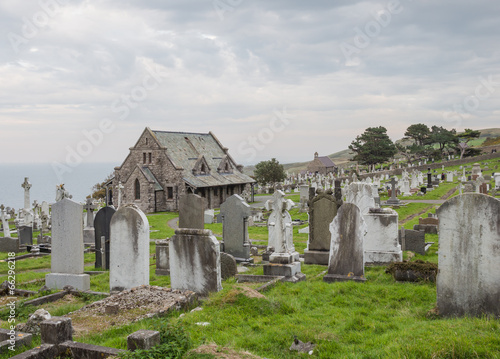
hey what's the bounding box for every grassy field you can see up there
[1,158,499,358]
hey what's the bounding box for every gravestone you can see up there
[398,227,426,255]
[155,240,169,275]
[219,195,253,263]
[169,228,222,295]
[83,198,98,245]
[299,185,309,213]
[263,190,305,282]
[204,209,215,224]
[0,237,21,253]
[323,203,367,283]
[220,252,238,280]
[494,173,500,190]
[345,182,376,213]
[386,178,401,206]
[94,206,116,269]
[363,208,402,265]
[18,226,33,246]
[116,181,124,208]
[0,205,10,237]
[178,193,205,229]
[110,205,150,291]
[304,189,342,265]
[437,194,500,317]
[426,168,433,190]
[45,198,90,291]
[21,177,32,212]
[413,216,438,234]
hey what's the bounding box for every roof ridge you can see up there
[152,130,211,136]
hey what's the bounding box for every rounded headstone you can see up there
[220,252,238,280]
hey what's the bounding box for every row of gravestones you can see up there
[42,189,500,318]
[302,181,500,317]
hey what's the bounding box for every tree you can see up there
[254,158,286,187]
[456,128,481,159]
[88,172,114,200]
[348,126,397,166]
[427,126,458,154]
[404,123,430,146]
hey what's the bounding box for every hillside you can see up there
[242,127,500,176]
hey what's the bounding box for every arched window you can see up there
[135,179,140,199]
[201,164,206,174]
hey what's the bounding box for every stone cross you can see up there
[265,190,294,253]
[0,204,10,237]
[386,177,401,205]
[116,181,124,208]
[21,177,32,210]
[83,198,98,229]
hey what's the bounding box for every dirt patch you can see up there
[188,344,263,359]
[67,285,196,337]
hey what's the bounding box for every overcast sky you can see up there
[1,0,499,168]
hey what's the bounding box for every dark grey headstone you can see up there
[220,195,252,262]
[94,206,116,269]
[398,228,426,255]
[18,225,33,246]
[304,189,342,265]
[0,237,21,253]
[178,193,205,229]
[220,252,238,280]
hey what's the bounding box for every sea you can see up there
[0,163,118,210]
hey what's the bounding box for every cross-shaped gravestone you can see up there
[21,177,32,209]
[265,190,295,254]
[116,181,124,208]
[0,204,10,237]
[386,177,401,205]
[83,198,98,229]
[220,194,252,262]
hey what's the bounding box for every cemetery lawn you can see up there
[2,197,499,358]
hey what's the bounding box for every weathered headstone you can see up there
[437,194,500,317]
[220,252,238,280]
[345,182,376,213]
[323,203,367,283]
[363,208,402,265]
[398,227,427,255]
[0,237,21,253]
[169,228,222,295]
[0,205,10,237]
[386,178,401,205]
[18,225,33,246]
[21,177,32,212]
[263,190,305,282]
[94,206,116,269]
[45,198,90,291]
[83,198,98,245]
[155,239,169,275]
[304,189,342,265]
[220,195,253,263]
[178,193,205,229]
[110,205,150,291]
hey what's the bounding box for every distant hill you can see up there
[242,127,500,176]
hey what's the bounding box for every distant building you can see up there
[111,128,255,213]
[307,152,337,175]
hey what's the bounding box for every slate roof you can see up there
[140,167,163,191]
[317,156,336,168]
[151,130,255,189]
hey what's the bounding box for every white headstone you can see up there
[437,194,500,317]
[345,182,375,214]
[109,205,150,291]
[45,198,90,291]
